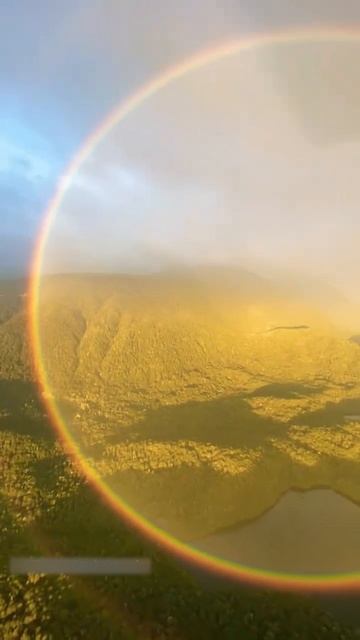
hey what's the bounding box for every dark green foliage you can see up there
[0,384,359,639]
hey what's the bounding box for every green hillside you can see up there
[1,273,360,638]
[33,271,360,540]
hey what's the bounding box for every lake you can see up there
[192,488,360,575]
[188,489,360,627]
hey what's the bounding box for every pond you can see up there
[192,489,360,575]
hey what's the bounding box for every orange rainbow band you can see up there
[29,26,360,593]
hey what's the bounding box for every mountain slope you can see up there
[29,270,360,540]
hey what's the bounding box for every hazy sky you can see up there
[2,1,360,298]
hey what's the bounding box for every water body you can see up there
[266,325,310,332]
[193,489,360,575]
[188,489,360,627]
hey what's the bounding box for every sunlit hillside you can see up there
[31,269,360,540]
[1,272,360,638]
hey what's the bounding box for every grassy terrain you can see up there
[1,271,360,638]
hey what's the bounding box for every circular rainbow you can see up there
[29,26,360,593]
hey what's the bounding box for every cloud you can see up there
[2,1,360,283]
[40,39,360,305]
[0,233,34,276]
[260,39,360,145]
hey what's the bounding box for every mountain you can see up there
[0,278,31,379]
[22,268,359,540]
[1,269,359,538]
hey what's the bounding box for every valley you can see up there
[33,270,360,543]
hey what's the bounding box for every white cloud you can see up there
[41,37,360,305]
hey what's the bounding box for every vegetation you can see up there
[0,271,360,638]
[36,271,360,539]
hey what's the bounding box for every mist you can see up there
[41,38,360,304]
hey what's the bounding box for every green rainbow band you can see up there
[29,26,360,592]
